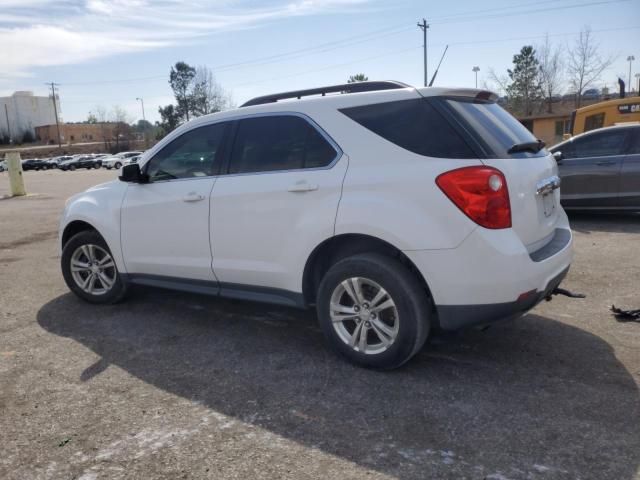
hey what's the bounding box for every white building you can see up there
[0,91,61,142]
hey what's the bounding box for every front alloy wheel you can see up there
[70,244,116,295]
[61,230,127,304]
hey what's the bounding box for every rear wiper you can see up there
[508,139,545,154]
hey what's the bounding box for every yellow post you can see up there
[6,151,26,196]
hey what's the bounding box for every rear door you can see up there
[209,114,346,297]
[619,127,640,208]
[556,128,627,208]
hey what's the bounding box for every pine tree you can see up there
[506,46,543,116]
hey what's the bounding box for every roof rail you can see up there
[240,80,411,107]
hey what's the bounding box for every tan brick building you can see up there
[36,122,131,145]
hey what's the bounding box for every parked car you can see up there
[102,151,142,169]
[59,154,103,171]
[45,155,74,169]
[21,159,45,171]
[581,88,600,100]
[550,124,640,210]
[59,81,573,369]
[0,160,6,172]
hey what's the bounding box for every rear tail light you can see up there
[436,166,511,229]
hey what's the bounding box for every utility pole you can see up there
[136,97,146,121]
[136,97,148,148]
[417,19,429,87]
[46,82,62,148]
[627,56,635,92]
[636,73,640,95]
[4,104,12,144]
[472,66,480,88]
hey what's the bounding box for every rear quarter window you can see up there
[339,99,477,159]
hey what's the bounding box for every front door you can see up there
[558,128,627,208]
[121,122,227,281]
[210,114,346,298]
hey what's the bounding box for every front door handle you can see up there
[288,181,319,193]
[182,192,206,202]
[595,160,615,166]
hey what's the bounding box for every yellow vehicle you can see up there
[570,96,640,136]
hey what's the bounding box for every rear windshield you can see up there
[340,97,546,159]
[444,98,546,158]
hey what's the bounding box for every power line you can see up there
[57,0,629,87]
[57,23,640,103]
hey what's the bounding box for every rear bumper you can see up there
[435,266,569,330]
[404,213,573,331]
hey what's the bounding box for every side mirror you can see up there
[119,163,147,183]
[553,151,563,163]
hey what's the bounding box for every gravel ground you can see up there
[1,169,639,480]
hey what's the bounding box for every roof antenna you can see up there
[428,45,448,87]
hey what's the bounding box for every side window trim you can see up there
[222,112,343,177]
[142,121,231,183]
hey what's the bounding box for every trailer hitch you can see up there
[545,287,586,301]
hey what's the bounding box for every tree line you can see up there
[487,26,615,116]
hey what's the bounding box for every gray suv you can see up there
[550,124,640,210]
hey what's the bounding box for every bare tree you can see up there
[94,105,109,148]
[110,105,132,149]
[567,26,615,107]
[191,66,232,116]
[537,34,563,113]
[485,68,509,95]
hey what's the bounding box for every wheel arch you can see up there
[62,220,101,248]
[302,233,438,326]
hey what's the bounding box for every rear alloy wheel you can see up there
[69,165,76,171]
[329,278,400,355]
[94,163,101,169]
[317,253,430,369]
[114,162,122,169]
[61,230,127,304]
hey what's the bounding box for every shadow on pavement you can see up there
[568,212,640,234]
[38,289,640,479]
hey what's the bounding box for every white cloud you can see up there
[0,0,369,79]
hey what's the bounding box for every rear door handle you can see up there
[595,160,616,166]
[182,192,206,202]
[288,181,319,193]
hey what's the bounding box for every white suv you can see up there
[59,81,573,369]
[102,151,142,169]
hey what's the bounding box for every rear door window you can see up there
[340,99,477,159]
[228,115,337,174]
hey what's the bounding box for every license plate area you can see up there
[542,192,556,217]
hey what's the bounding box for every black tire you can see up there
[94,163,101,169]
[114,162,122,169]
[317,253,431,370]
[61,230,128,304]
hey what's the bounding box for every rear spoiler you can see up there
[417,87,499,103]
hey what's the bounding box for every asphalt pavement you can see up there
[1,169,639,479]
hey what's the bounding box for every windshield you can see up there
[444,98,547,158]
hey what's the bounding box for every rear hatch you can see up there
[427,92,561,249]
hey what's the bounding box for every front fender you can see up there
[59,180,128,273]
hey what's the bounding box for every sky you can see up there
[1,0,639,124]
